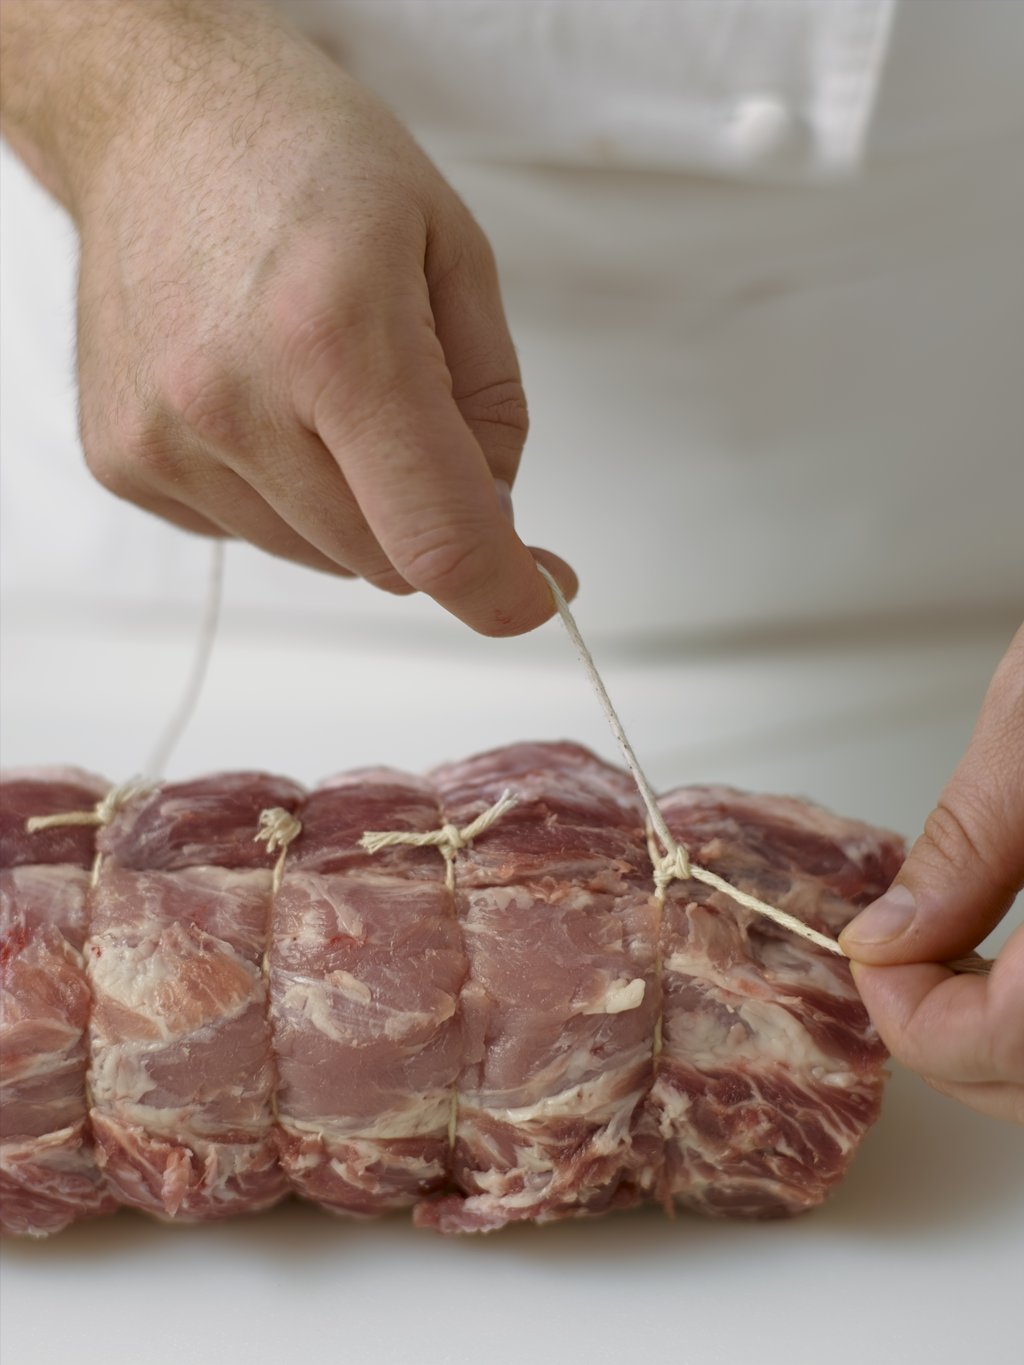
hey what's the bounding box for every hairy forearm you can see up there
[0,0,283,214]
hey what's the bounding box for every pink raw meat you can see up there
[419,744,659,1233]
[647,787,899,1219]
[271,770,466,1214]
[87,773,303,1220]
[0,745,901,1238]
[0,771,117,1235]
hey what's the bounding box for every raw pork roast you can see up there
[0,743,900,1237]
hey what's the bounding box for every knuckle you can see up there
[395,525,493,601]
[284,309,353,383]
[159,356,247,451]
[457,377,529,444]
[273,267,417,388]
[79,415,111,484]
[921,797,1001,885]
[430,209,498,292]
[82,403,179,495]
[120,423,185,488]
[280,305,380,418]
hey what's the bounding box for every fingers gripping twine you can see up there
[360,790,519,892]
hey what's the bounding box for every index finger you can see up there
[296,266,576,635]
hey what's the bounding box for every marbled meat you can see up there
[0,744,900,1237]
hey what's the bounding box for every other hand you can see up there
[840,625,1024,1124]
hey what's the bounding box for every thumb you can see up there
[840,625,1024,966]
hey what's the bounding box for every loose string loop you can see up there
[360,790,519,892]
[359,788,519,1155]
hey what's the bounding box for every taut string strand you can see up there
[534,565,848,957]
[144,540,225,779]
[537,566,994,977]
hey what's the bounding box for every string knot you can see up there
[256,806,303,894]
[255,807,302,856]
[439,823,466,853]
[360,790,519,891]
[653,842,693,895]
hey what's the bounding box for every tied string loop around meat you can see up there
[24,780,153,835]
[360,790,519,893]
[359,790,519,1156]
[24,780,155,886]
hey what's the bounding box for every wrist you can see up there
[0,0,285,217]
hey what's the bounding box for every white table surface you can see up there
[1,576,1021,1365]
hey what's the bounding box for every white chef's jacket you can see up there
[1,0,1021,644]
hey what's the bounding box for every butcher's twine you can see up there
[143,542,225,779]
[255,807,303,893]
[534,566,848,957]
[24,780,155,886]
[360,790,519,893]
[24,781,149,835]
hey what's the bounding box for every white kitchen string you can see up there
[361,790,519,892]
[534,564,848,958]
[24,541,225,875]
[144,540,226,778]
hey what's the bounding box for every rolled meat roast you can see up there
[0,743,900,1238]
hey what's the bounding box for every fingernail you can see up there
[494,478,515,526]
[842,883,916,945]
